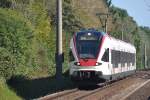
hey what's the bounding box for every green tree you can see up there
[0,0,11,8]
[0,8,33,78]
[0,48,14,79]
[63,0,83,33]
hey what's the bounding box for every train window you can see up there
[76,31,102,59]
[132,53,135,66]
[111,50,115,64]
[123,52,126,63]
[102,48,109,62]
[116,51,120,63]
[127,53,130,66]
[121,51,125,67]
[69,50,75,61]
[120,51,123,64]
[111,50,116,67]
[115,51,118,67]
[111,50,119,68]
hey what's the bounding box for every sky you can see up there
[111,0,150,27]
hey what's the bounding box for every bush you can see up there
[0,8,34,78]
[0,48,14,79]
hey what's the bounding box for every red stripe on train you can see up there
[79,59,97,66]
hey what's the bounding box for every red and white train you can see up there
[69,29,136,82]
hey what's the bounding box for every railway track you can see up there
[39,71,150,100]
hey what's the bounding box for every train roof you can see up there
[76,30,105,36]
[75,30,136,53]
[105,35,136,53]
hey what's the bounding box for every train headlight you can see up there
[74,62,80,66]
[96,62,99,66]
[96,62,102,66]
[77,62,80,66]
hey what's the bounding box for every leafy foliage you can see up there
[0,48,14,79]
[0,8,33,78]
[25,1,51,43]
[3,0,56,76]
[105,0,112,8]
[0,78,21,100]
[24,1,56,76]
[63,0,83,33]
[0,0,11,8]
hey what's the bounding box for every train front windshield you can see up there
[76,32,102,59]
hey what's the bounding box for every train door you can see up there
[101,48,110,75]
[109,49,114,75]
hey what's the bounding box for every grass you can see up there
[6,74,75,100]
[0,78,21,100]
[0,66,74,100]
